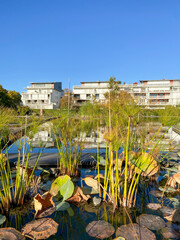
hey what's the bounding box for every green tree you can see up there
[0,85,10,107]
[8,90,21,108]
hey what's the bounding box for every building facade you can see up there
[21,82,63,109]
[73,79,180,108]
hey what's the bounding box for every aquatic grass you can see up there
[0,139,44,214]
[54,118,84,176]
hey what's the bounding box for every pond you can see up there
[0,121,180,239]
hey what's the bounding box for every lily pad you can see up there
[147,203,161,210]
[50,175,74,200]
[86,220,115,239]
[159,186,177,193]
[164,209,180,223]
[160,206,174,216]
[161,227,180,239]
[0,227,25,240]
[22,218,58,239]
[0,214,6,225]
[169,198,180,209]
[150,190,164,198]
[116,223,156,240]
[136,214,165,230]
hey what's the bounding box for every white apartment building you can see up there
[21,82,64,109]
[73,79,180,108]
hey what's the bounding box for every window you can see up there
[74,94,80,99]
[95,94,99,99]
[86,94,91,99]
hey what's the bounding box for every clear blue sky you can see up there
[0,0,180,93]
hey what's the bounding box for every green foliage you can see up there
[158,106,179,126]
[0,85,21,109]
[17,106,32,116]
[50,175,74,201]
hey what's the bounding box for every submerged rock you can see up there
[0,227,25,240]
[116,223,156,240]
[22,218,58,239]
[86,220,115,239]
[147,203,162,210]
[136,214,165,231]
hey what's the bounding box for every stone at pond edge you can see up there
[147,203,162,210]
[86,220,115,239]
[116,223,156,240]
[136,214,166,231]
[0,227,25,240]
[22,218,58,239]
[161,227,180,239]
[93,196,102,206]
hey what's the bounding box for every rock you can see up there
[136,214,166,231]
[147,203,162,210]
[116,223,156,240]
[164,209,180,223]
[160,206,174,216]
[22,218,58,239]
[93,196,102,206]
[86,220,115,239]
[161,227,180,239]
[0,228,25,240]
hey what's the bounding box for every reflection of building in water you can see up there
[143,124,180,149]
[76,128,107,149]
[76,125,180,150]
[30,123,55,148]
[31,131,55,148]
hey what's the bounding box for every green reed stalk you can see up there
[97,127,101,197]
[103,143,109,201]
[115,150,119,206]
[123,116,131,207]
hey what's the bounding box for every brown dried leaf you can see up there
[34,191,55,218]
[83,177,99,191]
[173,172,180,184]
[67,187,90,203]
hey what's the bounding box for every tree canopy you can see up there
[0,85,21,108]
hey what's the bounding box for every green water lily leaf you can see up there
[55,201,70,211]
[0,214,6,225]
[129,152,159,177]
[50,175,74,200]
[169,198,180,209]
[162,166,179,173]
